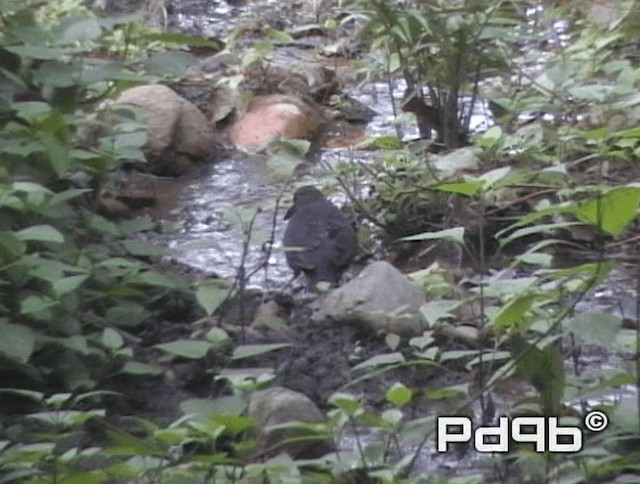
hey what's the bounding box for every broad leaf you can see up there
[102,328,124,350]
[0,322,35,363]
[352,352,405,371]
[120,362,162,376]
[492,292,538,329]
[195,280,229,316]
[572,186,640,236]
[16,225,64,243]
[399,227,464,243]
[155,340,212,359]
[231,343,290,360]
[52,275,88,297]
[386,383,413,406]
[565,310,622,347]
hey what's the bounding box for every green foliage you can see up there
[355,0,516,149]
[195,279,230,316]
[266,138,311,180]
[0,1,194,391]
[0,389,258,482]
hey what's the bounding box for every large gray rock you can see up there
[248,386,332,458]
[313,261,426,336]
[112,84,217,175]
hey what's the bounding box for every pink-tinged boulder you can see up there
[228,94,321,153]
[113,84,217,175]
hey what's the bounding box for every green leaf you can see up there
[409,333,435,352]
[102,328,124,350]
[264,27,294,43]
[145,51,199,78]
[614,329,638,353]
[499,221,585,247]
[205,327,230,348]
[15,225,64,243]
[61,16,102,41]
[105,302,145,327]
[565,310,622,348]
[399,227,464,243]
[130,270,179,289]
[153,428,188,444]
[43,335,89,355]
[48,188,91,206]
[352,352,405,371]
[425,384,468,400]
[515,252,554,267]
[195,280,229,316]
[419,300,460,326]
[113,130,147,150]
[12,181,52,195]
[212,414,253,434]
[44,392,74,408]
[385,333,400,350]
[5,45,85,60]
[435,180,483,196]
[180,396,246,421]
[572,186,640,236]
[41,130,71,176]
[122,240,168,257]
[33,61,81,88]
[217,368,275,387]
[328,392,362,414]
[267,150,303,180]
[382,408,403,426]
[231,343,290,360]
[0,321,35,363]
[12,101,52,121]
[52,275,88,297]
[480,166,511,190]
[105,427,165,456]
[0,388,44,403]
[510,336,565,415]
[120,362,162,376]
[118,218,157,234]
[386,382,413,406]
[491,292,538,329]
[155,340,212,359]
[440,349,477,363]
[359,135,403,150]
[80,59,141,84]
[477,125,503,148]
[0,231,26,257]
[20,294,58,315]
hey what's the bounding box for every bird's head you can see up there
[293,186,325,204]
[285,186,325,219]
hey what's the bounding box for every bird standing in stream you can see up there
[283,186,357,290]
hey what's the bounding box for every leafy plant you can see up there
[0,0,193,391]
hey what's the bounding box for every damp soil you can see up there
[101,284,467,422]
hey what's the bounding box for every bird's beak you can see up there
[284,205,296,220]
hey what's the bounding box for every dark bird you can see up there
[283,186,357,290]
